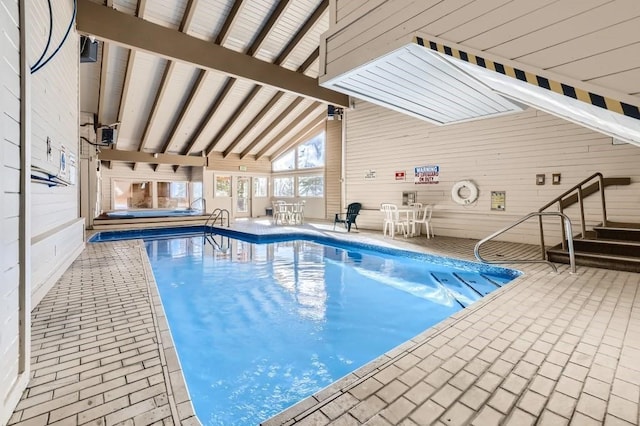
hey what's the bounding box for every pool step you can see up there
[430,273,482,308]
[453,273,502,296]
[480,273,511,287]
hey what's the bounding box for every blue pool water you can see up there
[131,229,519,425]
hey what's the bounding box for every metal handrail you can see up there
[474,212,576,273]
[190,197,206,213]
[538,172,606,258]
[204,208,230,228]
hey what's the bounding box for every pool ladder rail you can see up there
[204,233,230,253]
[205,208,230,228]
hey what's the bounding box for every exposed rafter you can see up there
[76,0,348,105]
[256,103,323,159]
[202,85,261,155]
[223,92,285,157]
[133,60,175,171]
[274,0,327,65]
[157,0,245,162]
[187,0,294,157]
[239,97,305,159]
[225,49,320,158]
[114,49,137,150]
[270,119,325,161]
[179,77,236,157]
[208,3,327,157]
[133,0,199,170]
[96,42,110,128]
[216,0,244,45]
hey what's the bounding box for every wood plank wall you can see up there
[325,119,342,219]
[0,0,22,420]
[325,0,640,102]
[26,1,85,307]
[345,100,640,244]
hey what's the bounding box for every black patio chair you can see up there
[334,202,362,232]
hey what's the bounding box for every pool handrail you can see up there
[474,211,576,274]
[205,208,230,227]
[190,197,206,213]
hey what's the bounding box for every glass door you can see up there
[235,176,251,217]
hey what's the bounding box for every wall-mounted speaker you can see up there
[97,127,117,145]
[80,36,98,63]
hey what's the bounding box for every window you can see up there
[113,181,151,209]
[297,176,324,197]
[272,150,295,171]
[157,181,188,208]
[297,133,325,169]
[273,177,294,197]
[215,175,231,197]
[253,177,268,197]
[192,181,203,200]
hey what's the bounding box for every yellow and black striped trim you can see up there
[415,37,640,121]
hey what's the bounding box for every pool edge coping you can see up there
[137,240,203,426]
[259,269,534,425]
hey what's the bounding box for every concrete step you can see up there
[547,247,640,273]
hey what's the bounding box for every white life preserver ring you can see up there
[451,180,478,205]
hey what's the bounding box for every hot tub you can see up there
[105,208,203,219]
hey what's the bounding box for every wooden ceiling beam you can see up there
[114,49,137,151]
[256,104,323,159]
[216,0,244,45]
[239,97,305,159]
[274,0,327,65]
[97,148,207,166]
[158,1,247,172]
[211,7,324,157]
[134,0,199,170]
[247,0,292,57]
[76,0,349,106]
[181,77,236,156]
[114,0,148,165]
[222,92,284,158]
[133,60,175,171]
[186,0,293,157]
[237,49,320,159]
[203,85,261,156]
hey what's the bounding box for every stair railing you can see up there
[474,212,576,273]
[537,172,606,259]
[204,208,230,228]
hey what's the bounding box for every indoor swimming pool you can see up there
[91,228,519,425]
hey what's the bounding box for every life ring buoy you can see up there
[451,180,478,205]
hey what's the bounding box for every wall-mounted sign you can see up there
[491,191,506,211]
[414,165,440,184]
[395,171,406,181]
[239,165,247,171]
[365,169,377,180]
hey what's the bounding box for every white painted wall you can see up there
[344,101,640,245]
[28,0,84,303]
[0,0,23,422]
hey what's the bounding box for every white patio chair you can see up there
[272,201,289,225]
[380,203,407,238]
[412,204,434,238]
[291,201,305,224]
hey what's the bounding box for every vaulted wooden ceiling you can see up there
[78,0,349,169]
